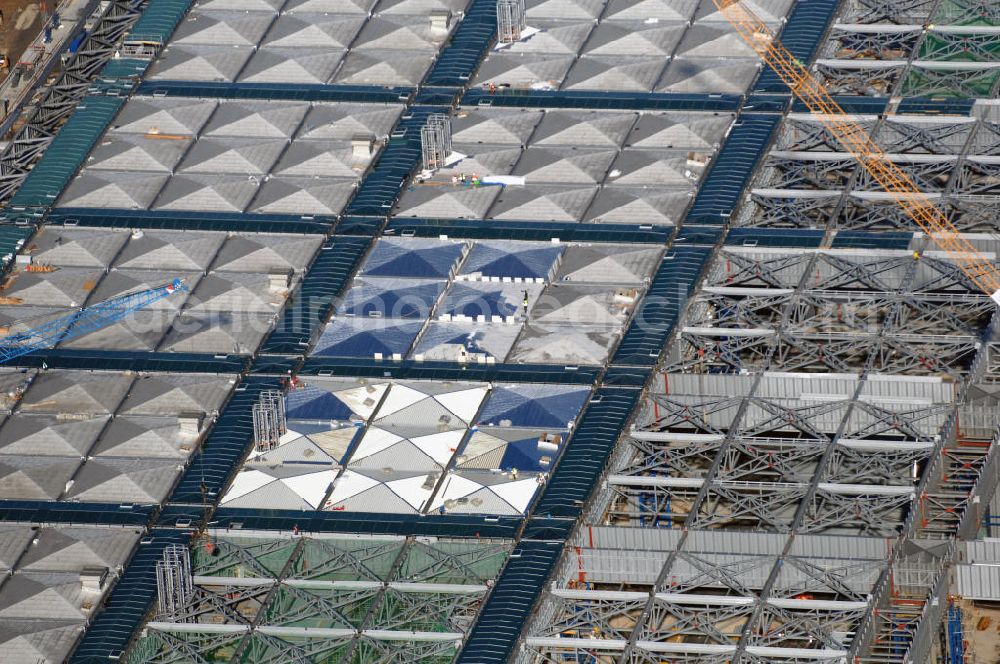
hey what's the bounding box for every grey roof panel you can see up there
[24,228,130,269]
[0,414,109,457]
[147,44,253,82]
[250,177,357,215]
[112,98,218,136]
[239,48,344,84]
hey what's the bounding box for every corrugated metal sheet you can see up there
[790,534,890,560]
[570,525,683,552]
[956,564,1000,600]
[684,530,786,556]
[964,539,1000,564]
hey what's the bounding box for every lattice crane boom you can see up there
[0,278,188,364]
[713,0,1000,304]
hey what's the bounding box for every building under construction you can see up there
[0,0,995,662]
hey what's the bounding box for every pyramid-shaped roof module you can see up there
[395,184,501,220]
[413,320,520,362]
[153,173,259,212]
[445,146,523,177]
[376,0,471,14]
[510,323,617,365]
[213,233,322,273]
[659,57,760,94]
[113,97,218,136]
[556,244,662,284]
[0,414,109,456]
[461,240,563,280]
[19,527,139,572]
[87,270,199,312]
[20,371,133,415]
[0,456,80,500]
[603,0,698,20]
[178,136,285,175]
[532,110,635,147]
[693,0,791,25]
[288,378,389,421]
[525,0,605,19]
[3,267,102,308]
[441,281,544,318]
[488,183,596,221]
[348,427,465,471]
[246,425,344,464]
[87,133,190,172]
[274,141,367,178]
[91,415,200,458]
[334,49,434,86]
[458,427,561,471]
[0,524,33,569]
[147,44,252,82]
[608,149,698,186]
[338,277,444,319]
[222,466,336,510]
[64,457,180,503]
[628,111,732,149]
[0,572,93,620]
[172,10,275,46]
[430,470,540,514]
[0,307,65,343]
[250,176,357,215]
[57,170,168,209]
[353,16,446,51]
[239,47,344,85]
[286,381,380,421]
[363,237,467,279]
[115,230,226,271]
[478,383,589,428]
[586,185,690,225]
[325,468,433,513]
[160,311,270,354]
[677,23,759,58]
[0,619,84,664]
[285,0,375,12]
[451,108,543,145]
[374,381,488,431]
[563,55,664,91]
[532,283,629,326]
[583,20,685,56]
[186,272,285,313]
[314,318,422,358]
[26,228,129,268]
[473,53,574,89]
[501,20,594,54]
[204,101,308,139]
[514,147,617,183]
[298,103,403,141]
[264,13,364,48]
[119,373,233,416]
[58,310,172,352]
[198,0,284,10]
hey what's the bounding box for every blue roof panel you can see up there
[313,319,422,358]
[478,385,590,429]
[459,241,563,279]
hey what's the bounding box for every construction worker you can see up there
[522,290,529,314]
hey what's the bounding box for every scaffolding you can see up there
[252,390,286,453]
[420,114,452,171]
[156,544,194,622]
[496,0,526,45]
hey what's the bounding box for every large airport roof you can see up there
[0,0,996,662]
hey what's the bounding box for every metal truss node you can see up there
[420,113,453,171]
[496,0,527,44]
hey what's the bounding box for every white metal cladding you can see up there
[658,373,757,397]
[861,374,957,404]
[789,534,891,560]
[963,539,1000,563]
[574,547,670,585]
[683,530,787,556]
[569,525,683,551]
[755,373,861,400]
[956,564,1000,601]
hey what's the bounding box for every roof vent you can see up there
[430,10,451,31]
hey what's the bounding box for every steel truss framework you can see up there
[133,532,509,664]
[522,237,1000,664]
[740,113,1000,231]
[0,0,150,203]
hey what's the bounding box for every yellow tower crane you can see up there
[713,0,1000,305]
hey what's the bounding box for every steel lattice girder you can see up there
[816,62,902,95]
[902,65,1000,98]
[617,434,722,479]
[771,556,884,601]
[130,628,247,664]
[193,537,299,580]
[745,190,838,228]
[764,153,858,190]
[839,0,937,27]
[694,481,808,530]
[877,119,973,155]
[0,0,147,201]
[824,442,932,485]
[534,590,648,641]
[747,601,869,650]
[954,157,1000,195]
[641,594,755,644]
[853,155,956,192]
[800,488,912,535]
[828,28,920,60]
[263,583,381,629]
[778,117,878,153]
[708,250,812,289]
[663,551,775,596]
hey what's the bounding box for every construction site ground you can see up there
[0,0,42,72]
[956,599,1000,663]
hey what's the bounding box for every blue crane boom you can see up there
[0,278,188,364]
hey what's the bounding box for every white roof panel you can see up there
[147,44,253,82]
